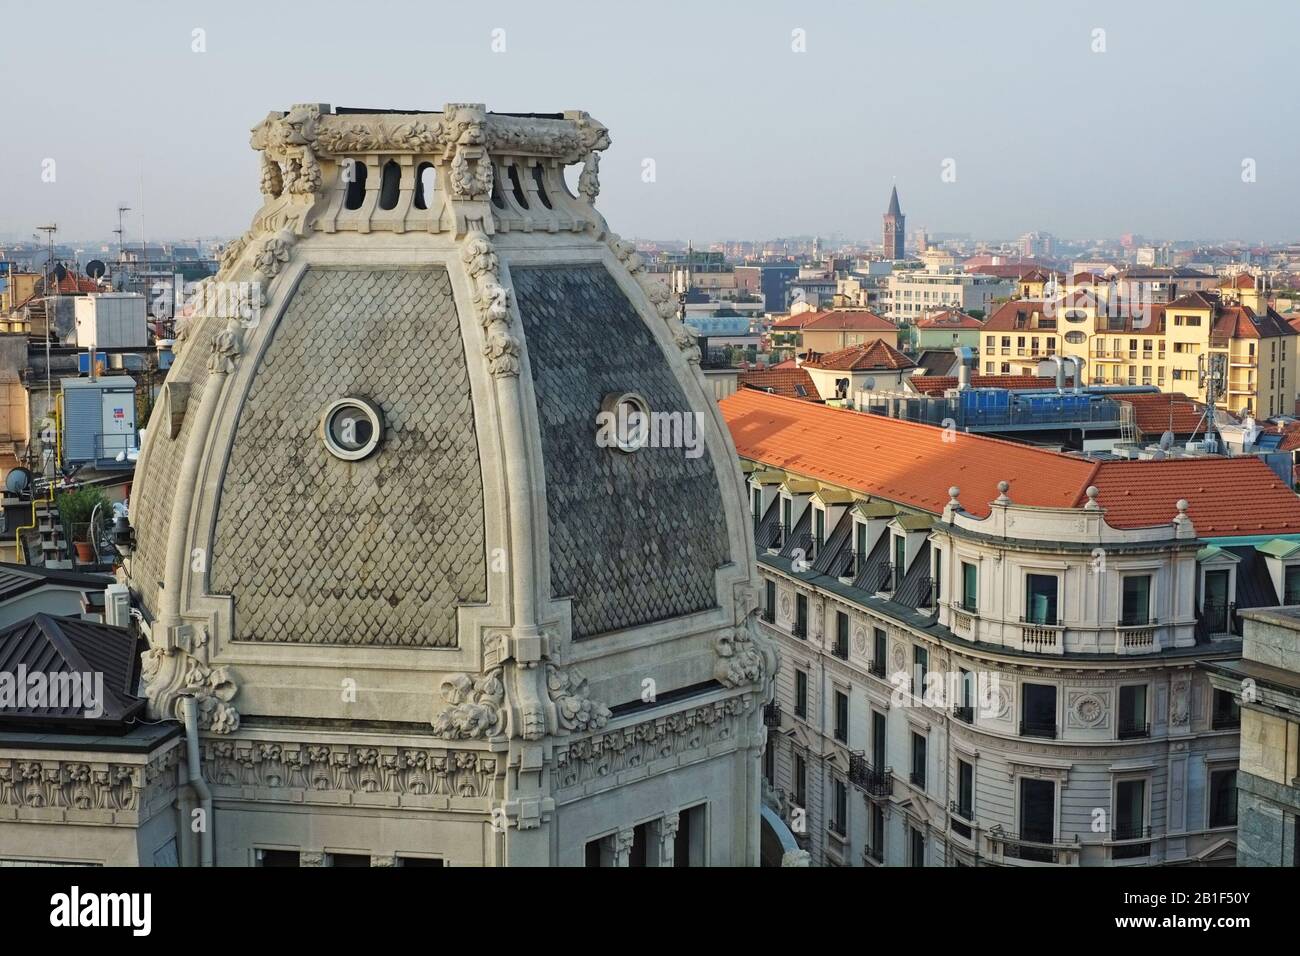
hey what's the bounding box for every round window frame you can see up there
[321,397,384,461]
[599,391,652,454]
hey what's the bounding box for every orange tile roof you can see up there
[738,368,820,401]
[915,309,981,329]
[803,339,915,371]
[1222,273,1257,289]
[909,374,1066,395]
[721,389,1095,518]
[798,309,894,332]
[721,389,1300,533]
[1117,393,1209,436]
[1084,458,1300,536]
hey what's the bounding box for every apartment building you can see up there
[983,274,1300,417]
[885,267,1013,322]
[726,389,1300,866]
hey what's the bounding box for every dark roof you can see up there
[914,350,961,376]
[0,563,113,605]
[0,614,145,729]
[886,186,902,217]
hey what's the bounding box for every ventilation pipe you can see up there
[1048,355,1065,390]
[1069,356,1085,394]
[953,345,973,390]
[180,697,214,867]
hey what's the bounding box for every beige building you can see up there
[0,103,777,867]
[885,267,1013,322]
[984,275,1300,418]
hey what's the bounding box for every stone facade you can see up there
[754,476,1241,866]
[6,103,774,866]
[1204,606,1300,866]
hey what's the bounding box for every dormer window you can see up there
[1285,565,1300,604]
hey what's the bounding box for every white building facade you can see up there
[753,474,1242,866]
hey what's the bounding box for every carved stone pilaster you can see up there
[460,233,521,378]
[614,826,636,867]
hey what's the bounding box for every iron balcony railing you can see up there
[909,770,926,790]
[760,607,776,624]
[832,636,849,660]
[952,704,974,724]
[996,830,1075,864]
[864,843,883,864]
[1118,716,1149,740]
[949,800,974,821]
[791,620,807,639]
[1111,824,1151,841]
[1211,708,1241,731]
[868,658,886,678]
[1199,601,1235,636]
[1020,719,1057,739]
[763,702,782,728]
[848,752,892,798]
[837,550,859,579]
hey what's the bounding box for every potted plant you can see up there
[55,486,110,565]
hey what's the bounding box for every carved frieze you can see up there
[199,740,498,799]
[553,695,755,791]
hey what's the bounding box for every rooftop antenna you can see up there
[35,223,57,433]
[115,205,131,261]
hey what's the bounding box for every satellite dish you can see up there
[863,376,877,391]
[1159,431,1175,451]
[53,263,67,282]
[86,259,107,279]
[4,467,31,496]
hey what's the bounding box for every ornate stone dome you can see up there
[124,104,769,735]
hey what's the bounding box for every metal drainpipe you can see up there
[179,696,213,867]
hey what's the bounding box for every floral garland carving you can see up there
[460,233,521,377]
[431,668,506,740]
[547,664,611,733]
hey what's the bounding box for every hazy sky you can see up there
[2,0,1297,244]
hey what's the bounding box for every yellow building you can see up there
[983,275,1299,418]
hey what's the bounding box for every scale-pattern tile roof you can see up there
[210,267,488,647]
[514,264,730,639]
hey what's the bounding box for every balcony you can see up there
[1198,601,1235,637]
[867,658,886,679]
[848,752,892,798]
[791,620,807,639]
[1211,708,1240,731]
[863,844,883,864]
[909,770,926,790]
[763,702,782,728]
[952,704,974,724]
[989,830,1081,866]
[1020,719,1057,740]
[836,550,859,581]
[1118,618,1158,651]
[949,802,974,839]
[1117,716,1149,740]
[832,637,849,660]
[1019,616,1063,652]
[1110,825,1152,860]
[760,607,776,624]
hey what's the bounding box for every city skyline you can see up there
[1,0,1297,243]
